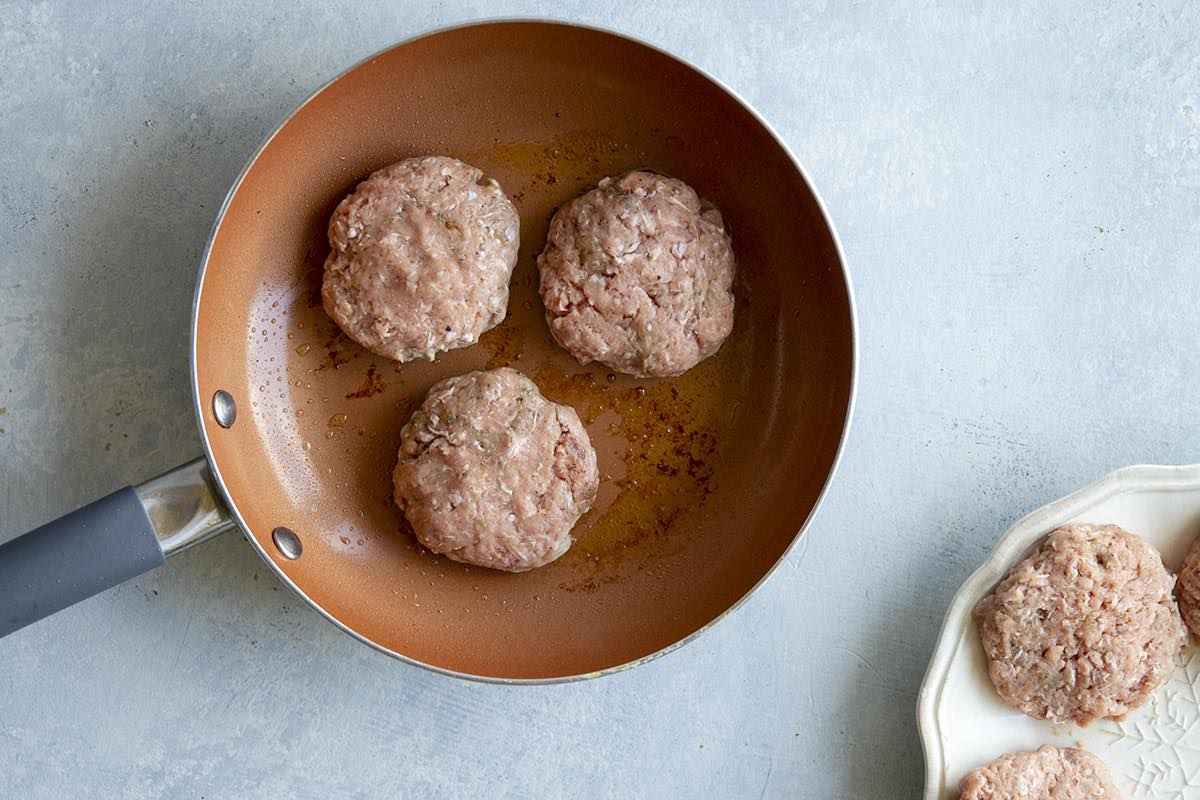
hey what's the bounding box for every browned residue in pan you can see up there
[473,132,757,586]
[345,364,386,399]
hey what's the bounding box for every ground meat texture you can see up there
[959,745,1123,800]
[1176,533,1200,637]
[322,156,519,362]
[537,170,736,378]
[392,368,599,572]
[973,523,1186,725]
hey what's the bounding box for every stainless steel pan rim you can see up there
[188,17,860,685]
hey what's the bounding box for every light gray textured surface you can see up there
[0,2,1197,797]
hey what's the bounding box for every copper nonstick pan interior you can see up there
[193,21,855,680]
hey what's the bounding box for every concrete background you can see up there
[1,2,1197,797]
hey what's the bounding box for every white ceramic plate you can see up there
[918,464,1200,799]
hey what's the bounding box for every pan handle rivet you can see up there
[272,526,302,560]
[212,390,237,428]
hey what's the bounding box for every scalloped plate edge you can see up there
[916,463,1200,800]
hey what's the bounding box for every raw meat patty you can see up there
[1176,533,1200,637]
[537,170,736,378]
[973,523,1186,725]
[959,745,1123,800]
[322,156,519,362]
[392,367,599,572]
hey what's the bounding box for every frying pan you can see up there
[0,20,856,682]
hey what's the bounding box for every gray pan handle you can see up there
[0,458,235,637]
[0,487,163,636]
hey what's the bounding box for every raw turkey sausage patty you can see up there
[973,523,1186,725]
[1176,532,1200,638]
[538,170,736,378]
[322,156,519,362]
[392,367,599,572]
[958,745,1123,800]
